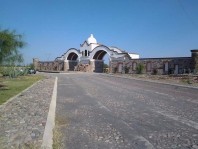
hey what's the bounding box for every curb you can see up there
[103,73,198,90]
[0,79,42,108]
[42,77,58,149]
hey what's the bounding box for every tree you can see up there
[0,29,25,65]
[0,29,25,78]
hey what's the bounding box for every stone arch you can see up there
[90,45,127,60]
[88,46,112,73]
[63,48,80,61]
[90,45,112,60]
[93,50,107,60]
[89,45,129,73]
[63,48,80,71]
[67,52,78,60]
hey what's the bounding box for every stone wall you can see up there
[36,60,65,72]
[110,57,193,75]
[33,49,198,74]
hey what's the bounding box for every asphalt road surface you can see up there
[55,73,198,149]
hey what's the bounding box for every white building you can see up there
[55,34,139,72]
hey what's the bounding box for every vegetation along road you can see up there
[52,73,198,149]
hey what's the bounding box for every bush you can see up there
[124,66,129,74]
[0,66,29,78]
[0,67,11,76]
[29,63,35,70]
[152,68,158,75]
[168,68,174,74]
[136,63,144,74]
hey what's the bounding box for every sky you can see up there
[1,0,198,65]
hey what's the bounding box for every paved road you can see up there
[55,73,198,149]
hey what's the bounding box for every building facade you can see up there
[33,35,198,74]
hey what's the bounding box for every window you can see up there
[85,50,87,56]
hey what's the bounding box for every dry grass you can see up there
[53,115,69,149]
[13,142,40,149]
[53,127,63,149]
[122,74,198,86]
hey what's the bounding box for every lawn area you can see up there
[0,75,43,105]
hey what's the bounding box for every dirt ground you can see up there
[115,73,198,88]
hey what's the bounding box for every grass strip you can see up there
[0,75,43,105]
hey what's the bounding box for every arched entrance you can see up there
[89,46,111,72]
[67,52,78,60]
[93,49,111,72]
[67,52,79,70]
[90,46,129,73]
[93,50,107,60]
[64,48,80,71]
[93,50,109,72]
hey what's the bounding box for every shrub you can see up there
[124,66,129,74]
[0,66,29,78]
[168,68,174,74]
[152,68,158,75]
[136,63,144,74]
[0,67,11,76]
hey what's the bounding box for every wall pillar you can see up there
[64,60,69,71]
[109,57,112,73]
[33,58,39,71]
[90,59,95,72]
[64,62,67,71]
[191,49,198,74]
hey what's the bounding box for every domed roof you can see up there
[87,34,97,44]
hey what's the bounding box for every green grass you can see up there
[0,75,43,105]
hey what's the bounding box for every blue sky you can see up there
[1,0,198,64]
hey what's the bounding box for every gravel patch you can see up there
[0,76,55,148]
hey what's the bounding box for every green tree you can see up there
[0,29,25,78]
[0,29,25,65]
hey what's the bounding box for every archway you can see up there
[93,50,110,73]
[90,46,112,73]
[64,48,80,71]
[67,52,78,60]
[93,50,107,60]
[90,45,129,73]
